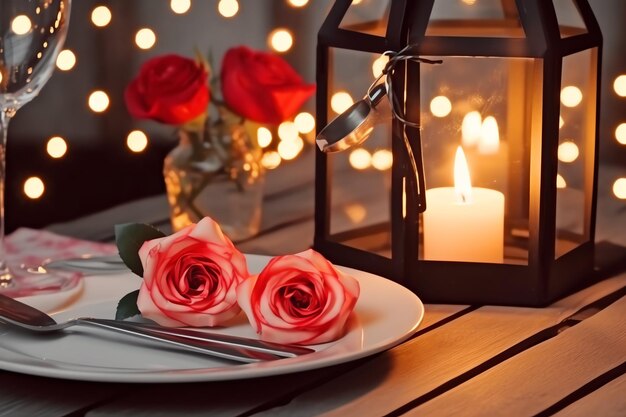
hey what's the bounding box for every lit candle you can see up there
[424,147,504,263]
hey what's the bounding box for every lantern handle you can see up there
[366,46,441,213]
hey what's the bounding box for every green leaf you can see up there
[115,290,141,320]
[114,223,166,277]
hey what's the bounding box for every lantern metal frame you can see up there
[314,0,603,306]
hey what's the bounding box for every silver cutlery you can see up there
[0,294,313,363]
[26,254,128,275]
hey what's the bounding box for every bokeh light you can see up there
[257,127,273,148]
[91,6,112,27]
[331,91,354,114]
[88,90,110,113]
[461,111,482,147]
[127,130,149,153]
[269,28,293,53]
[46,136,67,159]
[556,174,567,189]
[278,121,299,141]
[616,123,626,145]
[372,55,389,78]
[560,86,583,107]
[430,96,452,118]
[277,137,304,160]
[294,112,315,134]
[261,151,281,170]
[218,0,239,18]
[288,0,309,7]
[345,203,367,224]
[371,149,393,171]
[56,49,76,71]
[559,116,564,129]
[170,0,191,14]
[349,148,372,170]
[24,177,45,199]
[558,141,579,163]
[613,178,626,199]
[135,28,157,50]
[11,15,31,35]
[614,75,626,97]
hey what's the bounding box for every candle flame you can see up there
[479,116,500,154]
[454,146,473,203]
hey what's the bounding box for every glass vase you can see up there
[163,117,265,241]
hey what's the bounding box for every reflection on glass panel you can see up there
[327,48,393,258]
[426,0,525,38]
[339,0,391,37]
[553,0,587,38]
[417,56,541,265]
[555,49,596,258]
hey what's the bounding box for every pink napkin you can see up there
[1,229,118,299]
[5,228,117,266]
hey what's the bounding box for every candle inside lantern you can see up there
[424,147,504,263]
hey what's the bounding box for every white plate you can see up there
[0,255,423,383]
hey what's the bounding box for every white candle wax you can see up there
[423,146,505,263]
[424,187,504,263]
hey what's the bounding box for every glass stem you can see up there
[0,109,11,280]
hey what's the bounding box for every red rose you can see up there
[221,46,315,124]
[136,217,248,327]
[125,54,210,125]
[237,249,360,345]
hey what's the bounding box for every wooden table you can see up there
[2,156,624,417]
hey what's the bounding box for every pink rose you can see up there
[237,249,360,345]
[137,217,248,327]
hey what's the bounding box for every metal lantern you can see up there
[314,0,602,306]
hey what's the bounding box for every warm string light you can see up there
[257,127,273,148]
[170,0,191,14]
[218,0,239,18]
[46,137,68,158]
[91,6,112,27]
[331,91,354,114]
[558,141,580,163]
[616,123,626,145]
[56,49,76,71]
[24,177,45,199]
[294,112,315,134]
[127,130,149,152]
[88,90,110,113]
[614,75,626,97]
[430,96,452,118]
[135,28,157,49]
[11,15,32,35]
[269,28,293,53]
[556,174,567,189]
[349,148,372,170]
[613,178,626,199]
[288,0,309,7]
[560,86,583,107]
[261,151,281,169]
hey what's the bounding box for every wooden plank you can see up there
[554,373,626,417]
[0,372,127,417]
[405,296,626,416]
[247,275,626,417]
[84,307,465,417]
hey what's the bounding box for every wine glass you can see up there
[0,0,77,297]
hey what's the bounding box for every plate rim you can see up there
[0,255,424,383]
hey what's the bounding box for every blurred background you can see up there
[6,0,625,233]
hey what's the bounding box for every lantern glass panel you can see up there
[552,0,588,38]
[555,48,597,258]
[426,0,524,38]
[339,0,391,37]
[327,48,393,258]
[417,56,543,265]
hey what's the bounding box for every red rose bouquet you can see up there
[124,47,315,238]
